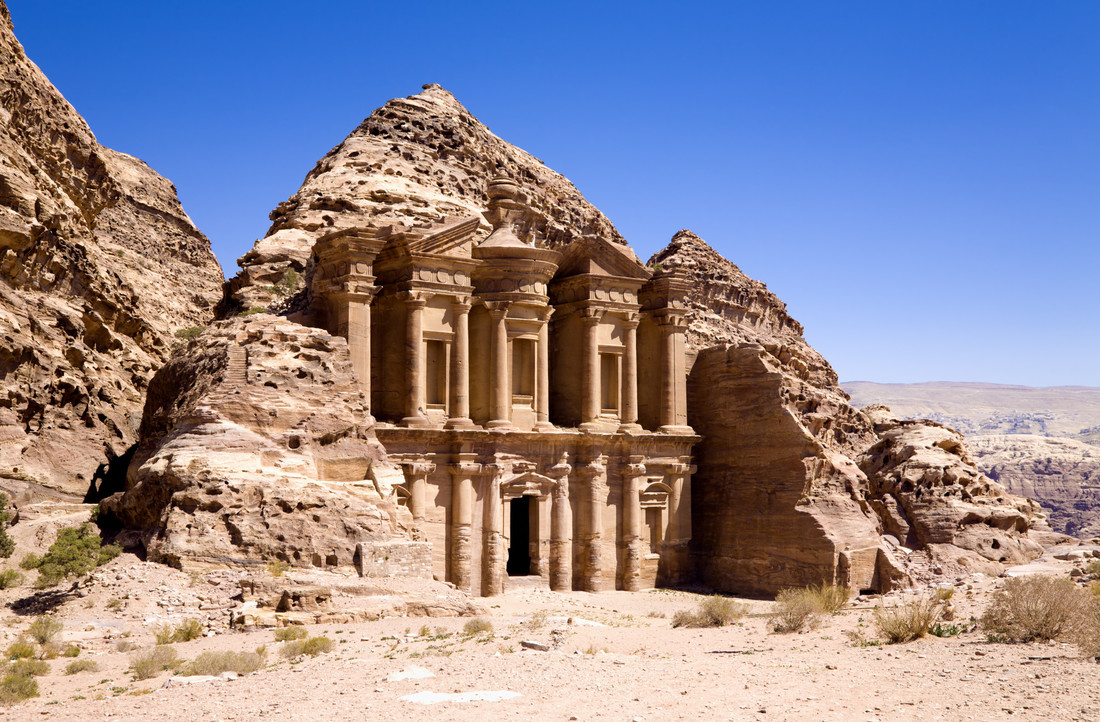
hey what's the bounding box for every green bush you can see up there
[672,595,748,628]
[18,555,39,571]
[274,626,307,642]
[0,571,23,590]
[183,649,266,676]
[32,523,121,588]
[64,659,98,675]
[0,494,15,559]
[279,636,333,659]
[28,616,62,645]
[874,596,942,643]
[173,619,203,642]
[0,672,38,705]
[129,646,180,680]
[62,643,80,658]
[238,306,267,317]
[273,269,300,297]
[173,327,204,340]
[981,575,1084,642]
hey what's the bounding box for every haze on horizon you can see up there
[7,1,1098,388]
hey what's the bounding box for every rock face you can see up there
[223,83,623,314]
[667,231,1044,594]
[102,316,422,572]
[0,3,223,498]
[968,434,1100,538]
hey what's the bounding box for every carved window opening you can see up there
[640,481,671,555]
[507,496,533,576]
[425,339,447,407]
[600,352,619,415]
[512,338,535,401]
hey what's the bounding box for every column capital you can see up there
[448,462,482,477]
[400,290,430,307]
[484,300,511,318]
[401,460,436,479]
[451,296,473,312]
[547,453,572,480]
[653,310,687,328]
[536,305,555,323]
[625,455,648,478]
[580,307,605,326]
[622,311,640,329]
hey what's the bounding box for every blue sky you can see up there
[8,1,1099,387]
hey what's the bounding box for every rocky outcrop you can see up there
[969,434,1100,538]
[223,83,623,313]
[859,407,1044,570]
[670,230,1044,594]
[0,3,223,498]
[102,316,420,573]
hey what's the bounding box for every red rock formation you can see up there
[0,2,223,497]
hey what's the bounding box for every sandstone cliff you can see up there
[664,231,1045,594]
[102,316,421,572]
[0,3,223,498]
[223,83,624,314]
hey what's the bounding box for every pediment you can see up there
[554,236,651,281]
[500,471,558,497]
[407,215,481,257]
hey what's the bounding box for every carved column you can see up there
[664,462,695,585]
[548,455,573,591]
[345,288,379,410]
[401,459,436,524]
[580,308,604,430]
[449,461,479,593]
[577,455,606,592]
[446,297,474,428]
[486,302,512,429]
[401,292,430,427]
[621,456,647,591]
[657,313,690,433]
[535,307,554,431]
[483,464,504,595]
[619,314,640,432]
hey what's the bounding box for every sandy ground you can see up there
[0,552,1099,722]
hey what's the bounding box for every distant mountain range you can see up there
[842,381,1100,538]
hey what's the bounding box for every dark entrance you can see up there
[507,496,532,576]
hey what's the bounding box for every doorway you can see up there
[507,496,532,576]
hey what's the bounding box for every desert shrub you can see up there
[153,625,174,645]
[772,588,822,633]
[28,616,62,645]
[4,639,33,660]
[267,559,290,577]
[238,306,266,317]
[155,619,203,645]
[981,575,1085,642]
[805,582,851,614]
[279,636,333,659]
[462,618,493,636]
[173,327,204,340]
[183,649,266,676]
[18,555,39,571]
[35,642,60,660]
[274,626,307,642]
[61,643,80,658]
[129,646,180,680]
[934,586,955,602]
[0,571,23,590]
[106,598,123,611]
[273,269,300,297]
[114,639,137,653]
[0,672,38,705]
[32,524,122,588]
[672,595,748,628]
[8,659,48,677]
[0,495,15,560]
[874,596,942,643]
[64,659,98,675]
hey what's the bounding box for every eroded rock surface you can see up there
[223,83,623,313]
[102,316,421,573]
[668,231,1044,594]
[0,3,223,497]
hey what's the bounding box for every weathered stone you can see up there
[0,3,223,497]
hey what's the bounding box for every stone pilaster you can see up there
[664,462,696,585]
[401,291,430,427]
[482,464,504,595]
[401,459,436,524]
[445,297,474,429]
[619,314,641,432]
[579,308,604,431]
[656,312,691,434]
[448,461,480,593]
[621,456,647,591]
[486,302,512,429]
[548,454,573,591]
[577,455,606,592]
[535,306,554,431]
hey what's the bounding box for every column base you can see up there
[579,421,602,432]
[444,417,476,430]
[658,424,694,435]
[616,422,643,434]
[487,419,514,430]
[401,415,432,428]
[534,420,556,432]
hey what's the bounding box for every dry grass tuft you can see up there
[981,575,1084,642]
[672,595,748,628]
[183,648,266,676]
[771,582,849,633]
[129,646,180,681]
[279,636,333,659]
[64,659,98,675]
[274,626,308,642]
[874,595,943,643]
[462,618,493,636]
